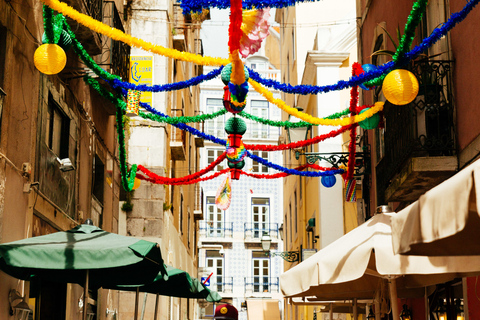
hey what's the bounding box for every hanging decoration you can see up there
[382,69,419,105]
[321,175,337,188]
[215,176,232,210]
[239,8,271,57]
[126,89,141,116]
[38,0,480,191]
[344,178,357,202]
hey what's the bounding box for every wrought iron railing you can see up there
[376,60,455,203]
[199,221,234,238]
[84,0,103,21]
[209,277,233,293]
[110,4,130,81]
[244,277,279,293]
[244,223,279,239]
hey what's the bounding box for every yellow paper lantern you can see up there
[382,69,419,105]
[34,44,67,75]
[132,177,141,190]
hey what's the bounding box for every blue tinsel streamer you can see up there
[179,0,318,13]
[111,67,223,92]
[247,151,344,177]
[246,0,480,94]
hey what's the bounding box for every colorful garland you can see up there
[41,0,229,67]
[178,0,326,14]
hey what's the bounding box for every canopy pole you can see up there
[329,303,333,320]
[375,288,381,320]
[388,278,399,320]
[135,287,140,320]
[353,298,358,320]
[83,270,89,320]
[154,293,159,320]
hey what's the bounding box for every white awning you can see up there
[246,299,281,320]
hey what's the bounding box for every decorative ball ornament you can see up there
[358,108,380,130]
[221,63,250,85]
[359,64,376,91]
[227,160,245,169]
[321,175,336,188]
[225,117,247,135]
[132,178,141,190]
[226,140,247,163]
[34,44,67,75]
[382,69,419,105]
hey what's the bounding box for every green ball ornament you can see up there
[225,117,247,135]
[358,108,380,130]
[228,160,245,169]
[221,63,250,85]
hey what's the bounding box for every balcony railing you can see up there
[376,59,455,203]
[199,221,234,238]
[244,223,279,240]
[209,277,233,293]
[170,108,187,160]
[111,4,130,81]
[84,0,103,21]
[244,277,279,293]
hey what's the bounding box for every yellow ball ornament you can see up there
[132,177,141,190]
[34,44,67,75]
[382,69,419,105]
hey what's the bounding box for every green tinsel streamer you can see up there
[127,164,138,190]
[64,22,121,81]
[43,5,56,44]
[84,75,132,191]
[139,108,228,124]
[363,0,428,87]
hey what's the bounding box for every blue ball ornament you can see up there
[321,175,337,188]
[359,64,376,91]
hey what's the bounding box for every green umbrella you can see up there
[0,224,168,320]
[110,265,222,320]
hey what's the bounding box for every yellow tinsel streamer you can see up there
[229,50,246,85]
[249,79,385,126]
[41,0,229,67]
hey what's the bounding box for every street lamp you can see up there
[286,107,311,147]
[261,232,300,262]
[366,307,375,320]
[8,290,32,320]
[399,304,412,320]
[278,224,284,241]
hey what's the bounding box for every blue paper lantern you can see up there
[321,175,336,188]
[358,108,380,130]
[359,64,376,91]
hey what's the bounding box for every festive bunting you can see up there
[216,176,232,210]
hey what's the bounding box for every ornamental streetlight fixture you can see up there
[286,107,311,150]
[261,232,300,262]
[8,290,32,320]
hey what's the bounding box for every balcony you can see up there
[109,4,130,82]
[193,111,205,147]
[244,223,279,240]
[376,60,457,203]
[63,0,102,55]
[209,277,233,294]
[170,109,186,160]
[199,221,234,238]
[172,4,187,51]
[194,185,203,221]
[244,277,279,293]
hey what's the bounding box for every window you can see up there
[252,150,268,173]
[207,148,226,172]
[180,194,184,235]
[206,196,224,237]
[294,191,297,235]
[252,198,270,238]
[46,95,70,159]
[250,100,269,138]
[252,252,270,292]
[92,154,104,204]
[205,98,225,138]
[207,250,224,292]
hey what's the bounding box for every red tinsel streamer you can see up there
[137,169,231,185]
[239,164,340,179]
[345,63,362,180]
[228,0,243,53]
[137,152,226,184]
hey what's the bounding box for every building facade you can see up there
[198,45,284,320]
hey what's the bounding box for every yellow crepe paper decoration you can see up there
[229,50,246,85]
[41,0,229,67]
[382,69,419,105]
[34,43,67,75]
[249,78,385,126]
